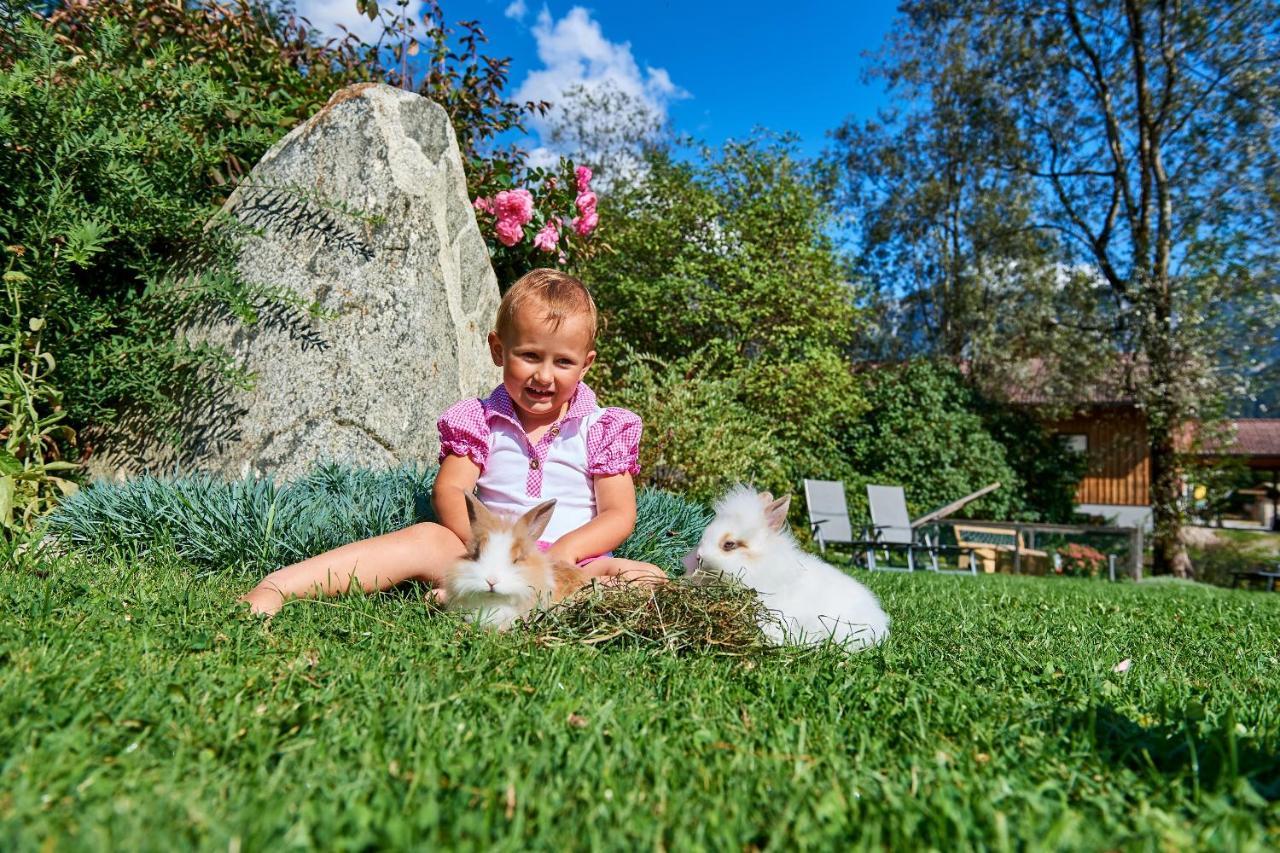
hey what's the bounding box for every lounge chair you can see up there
[803,480,1000,574]
[803,479,856,552]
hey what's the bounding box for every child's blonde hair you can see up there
[495,268,599,344]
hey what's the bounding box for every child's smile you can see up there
[489,309,596,432]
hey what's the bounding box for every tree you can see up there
[844,0,1280,576]
[543,81,669,188]
[833,53,1055,364]
[581,137,869,494]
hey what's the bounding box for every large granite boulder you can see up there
[88,83,501,480]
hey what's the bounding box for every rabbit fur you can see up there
[683,485,890,649]
[445,494,588,631]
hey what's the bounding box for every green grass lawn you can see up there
[3,548,1279,850]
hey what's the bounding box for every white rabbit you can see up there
[683,486,890,649]
[445,494,588,631]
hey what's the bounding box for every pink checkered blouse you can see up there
[436,383,641,542]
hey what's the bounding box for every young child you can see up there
[241,269,666,616]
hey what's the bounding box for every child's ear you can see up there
[487,331,504,367]
[580,349,597,376]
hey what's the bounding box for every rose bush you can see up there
[472,162,601,288]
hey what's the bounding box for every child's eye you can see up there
[722,540,739,552]
[556,359,575,367]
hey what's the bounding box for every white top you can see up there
[437,383,642,544]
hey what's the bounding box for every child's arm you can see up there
[432,454,483,544]
[545,473,637,563]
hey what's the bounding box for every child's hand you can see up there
[544,541,579,565]
[544,473,638,564]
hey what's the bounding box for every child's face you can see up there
[488,306,596,426]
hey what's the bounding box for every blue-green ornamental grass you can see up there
[46,464,711,577]
[6,469,1280,849]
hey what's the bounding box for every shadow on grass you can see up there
[1086,704,1280,802]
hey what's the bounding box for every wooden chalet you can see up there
[989,359,1280,529]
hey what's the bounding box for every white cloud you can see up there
[513,6,687,167]
[504,0,528,21]
[294,0,425,46]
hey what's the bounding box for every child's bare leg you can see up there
[583,557,668,587]
[240,522,466,616]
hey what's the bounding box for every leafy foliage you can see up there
[844,361,1083,522]
[42,0,376,185]
[0,16,317,534]
[584,137,868,494]
[0,256,78,530]
[41,0,547,195]
[597,350,788,503]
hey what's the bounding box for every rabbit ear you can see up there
[758,491,774,504]
[463,492,497,531]
[763,494,791,532]
[515,499,557,542]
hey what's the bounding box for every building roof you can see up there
[1219,419,1280,457]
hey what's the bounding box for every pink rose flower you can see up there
[533,221,559,253]
[575,191,597,214]
[494,189,534,225]
[495,217,525,247]
[472,196,494,215]
[575,165,593,192]
[572,210,599,237]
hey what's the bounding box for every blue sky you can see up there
[295,1,900,159]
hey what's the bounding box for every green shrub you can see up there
[844,361,1083,522]
[598,349,788,503]
[41,0,541,196]
[584,136,868,497]
[0,258,79,530]
[0,17,307,534]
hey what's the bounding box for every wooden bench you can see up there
[953,525,1048,574]
[1231,570,1280,591]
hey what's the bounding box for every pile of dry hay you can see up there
[522,579,773,656]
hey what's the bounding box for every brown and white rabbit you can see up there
[683,486,890,649]
[445,493,589,631]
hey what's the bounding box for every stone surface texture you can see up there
[90,83,500,480]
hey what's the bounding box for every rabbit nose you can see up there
[485,577,498,591]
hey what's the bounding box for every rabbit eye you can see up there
[721,540,739,552]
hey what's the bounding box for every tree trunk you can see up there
[1144,293,1193,578]
[1148,417,1191,578]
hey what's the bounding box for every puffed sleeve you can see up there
[586,407,642,476]
[436,397,490,469]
